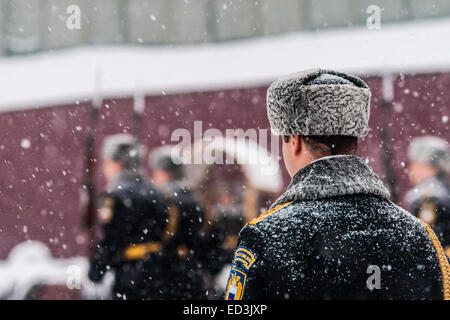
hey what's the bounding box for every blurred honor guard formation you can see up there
[86,137,253,299]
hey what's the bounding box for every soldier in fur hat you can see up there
[225,69,450,300]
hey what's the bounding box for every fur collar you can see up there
[270,155,390,208]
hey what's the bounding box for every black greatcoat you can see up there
[157,183,206,299]
[88,172,168,300]
[225,155,450,300]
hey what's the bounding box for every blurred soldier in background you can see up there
[88,134,168,300]
[149,145,206,299]
[202,184,245,299]
[405,136,450,254]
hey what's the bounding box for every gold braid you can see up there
[419,219,450,300]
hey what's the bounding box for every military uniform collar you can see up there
[405,174,449,206]
[108,171,144,192]
[270,155,390,208]
[159,180,190,197]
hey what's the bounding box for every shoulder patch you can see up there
[225,246,257,300]
[234,247,256,270]
[248,201,294,226]
[225,268,247,300]
[98,197,114,224]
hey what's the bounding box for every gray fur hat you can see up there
[149,145,184,180]
[102,133,145,171]
[266,68,371,137]
[408,136,450,173]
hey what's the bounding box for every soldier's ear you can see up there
[293,136,302,156]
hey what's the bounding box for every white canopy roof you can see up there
[183,136,283,194]
[1,18,450,112]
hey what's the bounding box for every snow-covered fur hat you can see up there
[408,135,450,173]
[266,68,371,137]
[102,133,145,171]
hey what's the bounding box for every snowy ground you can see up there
[0,241,114,300]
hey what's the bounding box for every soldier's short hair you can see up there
[102,134,145,171]
[283,135,358,158]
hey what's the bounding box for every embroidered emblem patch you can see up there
[98,197,114,224]
[225,268,246,300]
[233,247,256,270]
[225,246,256,300]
